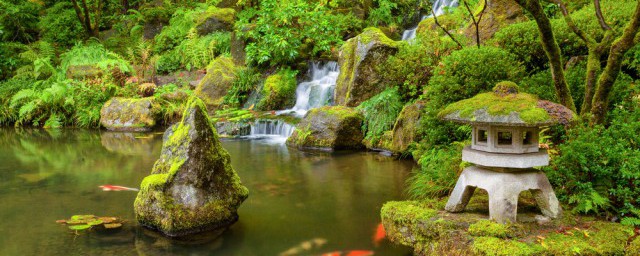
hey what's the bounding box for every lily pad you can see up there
[88,219,104,226]
[68,224,91,231]
[104,223,122,229]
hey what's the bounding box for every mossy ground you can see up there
[439,91,551,124]
[381,191,638,256]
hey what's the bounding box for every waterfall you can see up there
[246,119,295,143]
[283,61,339,117]
[401,0,459,41]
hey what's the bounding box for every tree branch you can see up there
[594,0,611,31]
[463,0,487,48]
[550,0,592,45]
[432,9,463,49]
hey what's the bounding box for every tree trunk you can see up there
[514,0,576,112]
[591,2,640,124]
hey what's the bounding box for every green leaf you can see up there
[68,224,91,230]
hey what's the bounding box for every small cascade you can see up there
[247,119,295,143]
[285,61,339,117]
[401,0,459,41]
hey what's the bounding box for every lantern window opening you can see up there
[497,130,513,146]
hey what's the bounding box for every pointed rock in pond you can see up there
[134,97,249,237]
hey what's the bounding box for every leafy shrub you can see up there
[380,30,458,101]
[492,0,636,72]
[0,0,41,43]
[236,0,358,65]
[418,46,524,146]
[223,68,262,107]
[520,61,634,114]
[356,87,404,145]
[545,105,640,223]
[9,77,75,127]
[0,77,34,124]
[158,30,231,73]
[38,2,85,46]
[61,42,131,75]
[72,81,118,128]
[407,142,467,199]
[0,42,29,80]
[153,6,198,53]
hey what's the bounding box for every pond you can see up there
[0,129,414,255]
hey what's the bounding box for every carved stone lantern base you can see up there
[445,166,561,224]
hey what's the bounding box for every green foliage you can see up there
[61,42,132,75]
[158,30,230,73]
[545,105,640,222]
[153,6,199,53]
[223,68,262,107]
[9,77,75,127]
[520,61,633,114]
[0,42,29,80]
[380,31,458,101]
[492,0,636,72]
[236,0,358,65]
[407,142,466,199]
[38,2,85,47]
[425,46,525,108]
[419,46,524,146]
[468,220,512,238]
[0,0,41,43]
[0,77,34,124]
[356,88,403,144]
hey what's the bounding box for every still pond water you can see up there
[0,129,414,255]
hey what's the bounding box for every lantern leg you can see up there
[445,172,476,212]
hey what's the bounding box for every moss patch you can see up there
[99,97,160,131]
[286,106,364,150]
[381,197,638,255]
[195,56,241,112]
[256,68,297,111]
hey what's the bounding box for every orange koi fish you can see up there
[373,223,386,246]
[99,185,139,191]
[322,250,374,256]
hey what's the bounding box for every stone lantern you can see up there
[438,81,576,223]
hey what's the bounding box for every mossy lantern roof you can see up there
[438,81,576,127]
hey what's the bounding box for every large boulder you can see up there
[100,97,160,131]
[335,27,399,107]
[195,56,240,112]
[134,98,249,237]
[195,7,235,35]
[462,0,527,43]
[287,106,364,150]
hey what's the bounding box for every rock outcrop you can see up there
[100,97,159,131]
[389,101,425,153]
[335,27,399,107]
[256,70,297,111]
[287,106,364,150]
[195,56,240,112]
[462,0,527,43]
[134,98,248,237]
[195,7,235,35]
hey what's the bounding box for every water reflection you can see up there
[0,128,414,255]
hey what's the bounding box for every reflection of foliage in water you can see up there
[0,128,160,189]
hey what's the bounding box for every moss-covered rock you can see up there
[134,97,248,237]
[195,7,235,35]
[100,97,160,132]
[194,56,240,112]
[286,106,364,150]
[335,27,399,107]
[256,69,297,111]
[388,101,425,153]
[66,64,104,80]
[462,0,527,43]
[381,197,637,256]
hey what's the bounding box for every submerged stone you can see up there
[335,27,399,107]
[100,97,160,131]
[286,106,364,150]
[134,97,248,237]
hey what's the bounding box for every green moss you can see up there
[358,27,399,47]
[195,56,240,109]
[256,68,297,111]
[438,90,552,124]
[543,222,633,255]
[628,237,640,256]
[100,97,160,131]
[468,220,513,238]
[473,236,543,256]
[380,200,455,248]
[286,106,364,149]
[196,7,235,25]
